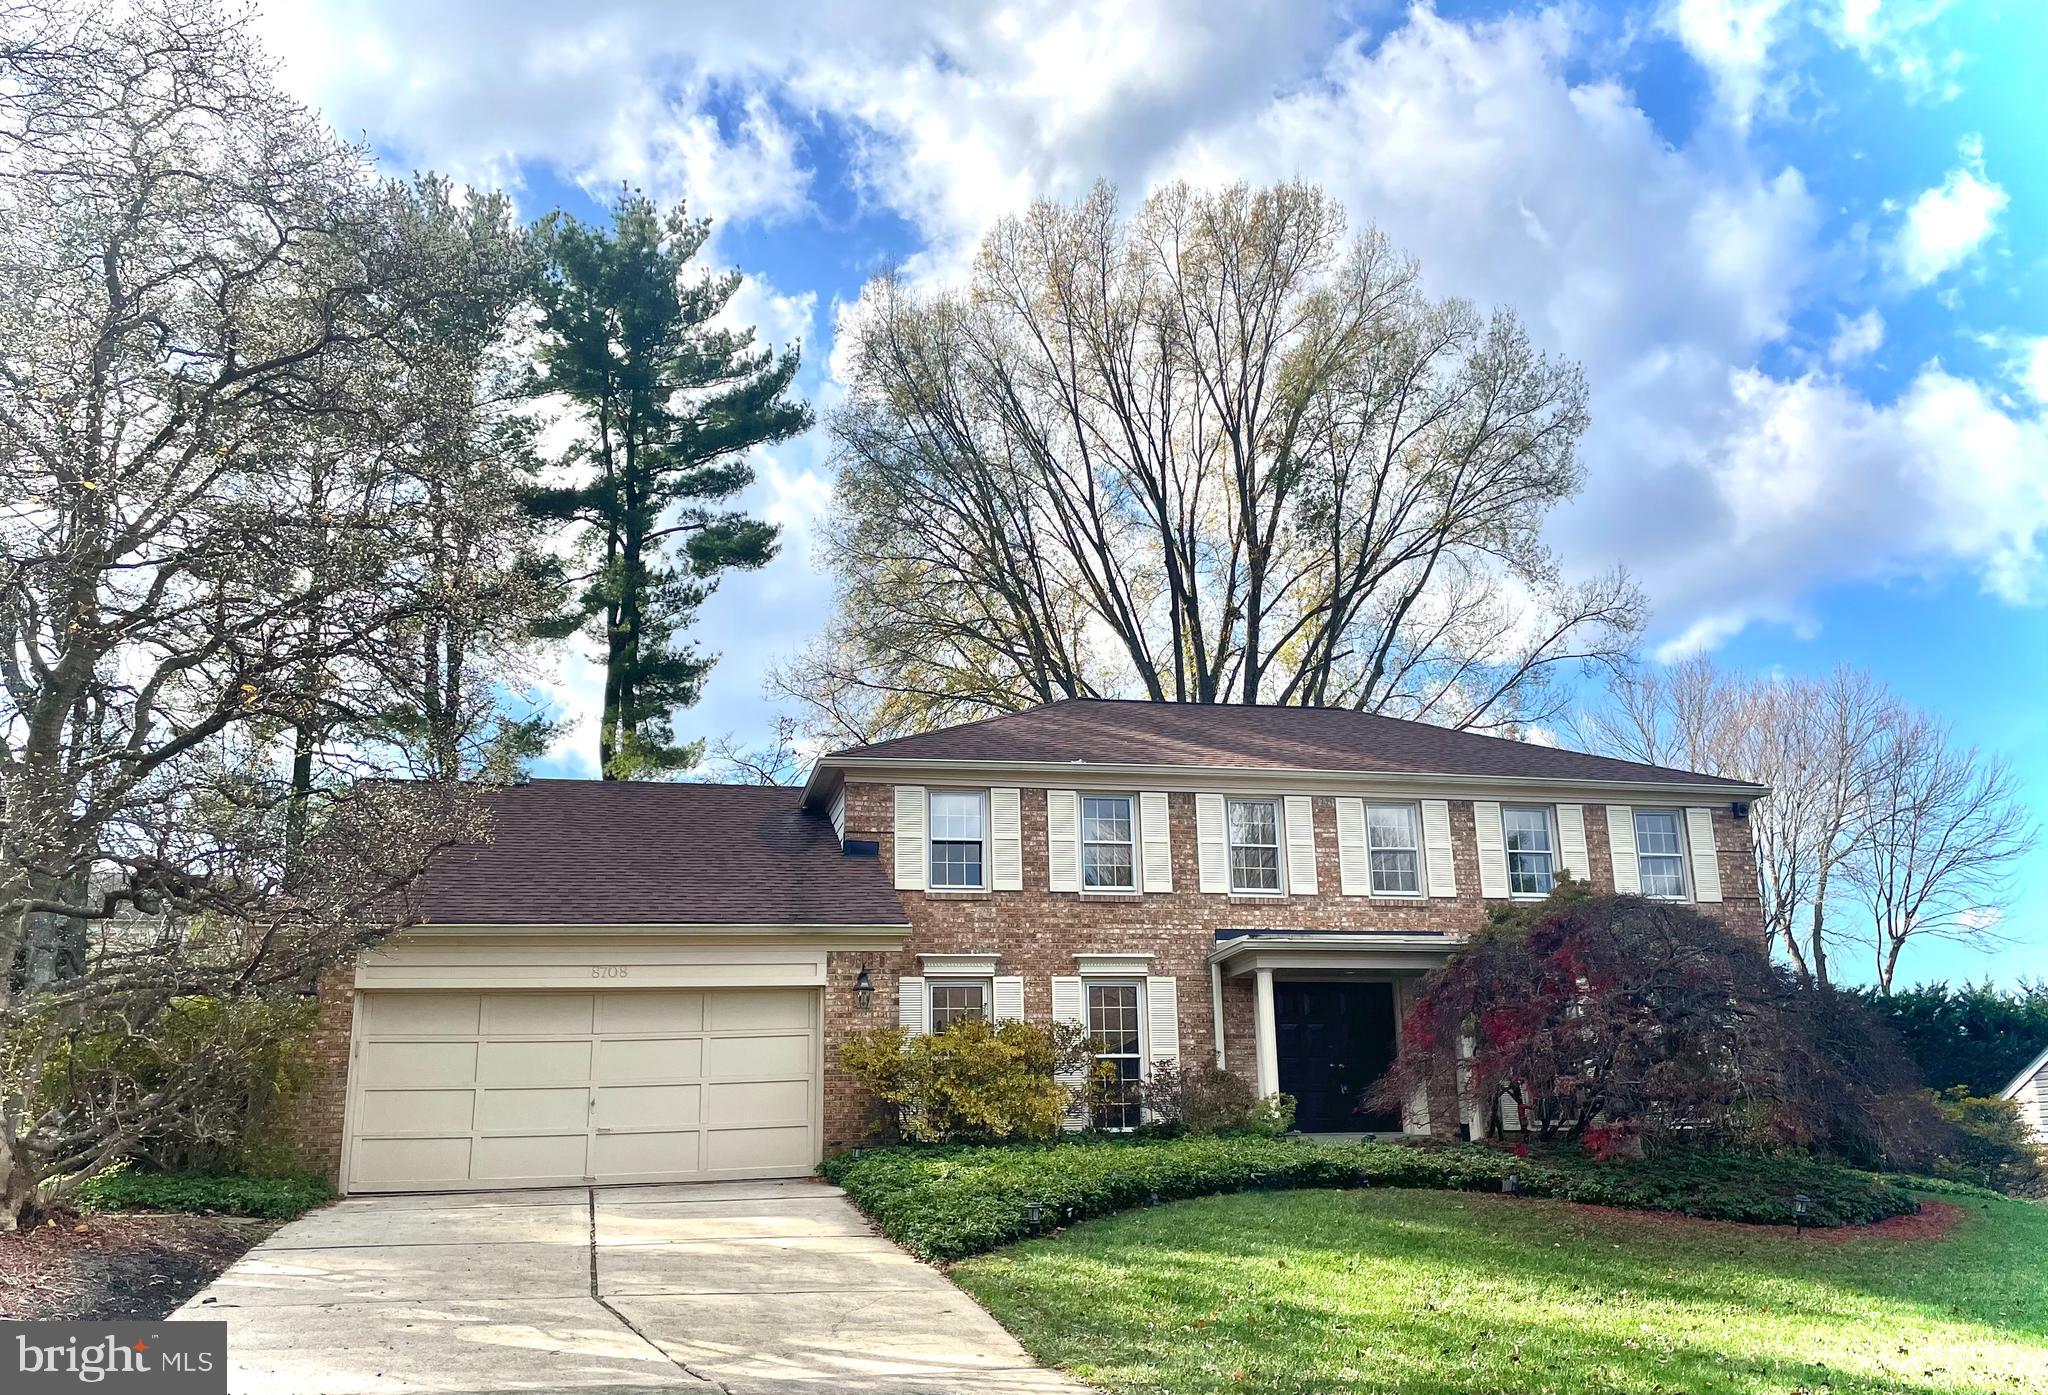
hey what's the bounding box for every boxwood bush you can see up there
[74,1168,332,1219]
[820,1136,1919,1261]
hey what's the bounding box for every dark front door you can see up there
[1274,981,1400,1132]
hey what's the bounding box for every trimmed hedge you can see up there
[74,1169,332,1219]
[820,1136,1919,1261]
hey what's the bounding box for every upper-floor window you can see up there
[1633,809,1688,899]
[929,980,989,1030]
[1366,803,1421,896]
[1226,798,1282,893]
[1503,805,1555,896]
[928,790,987,889]
[1082,794,1137,891]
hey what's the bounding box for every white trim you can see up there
[893,785,927,891]
[1283,794,1319,895]
[1196,793,1229,893]
[1078,790,1140,893]
[926,786,991,891]
[1501,803,1559,899]
[394,922,910,939]
[1362,800,1425,898]
[1210,960,1227,1070]
[1046,788,1081,893]
[1140,791,1173,893]
[990,787,1023,891]
[1225,794,1287,895]
[1684,806,1723,903]
[1631,806,1692,900]
[993,975,1027,1022]
[1473,800,1509,899]
[926,977,993,1032]
[1254,969,1279,1097]
[917,952,1000,976]
[1074,952,1155,977]
[1556,804,1588,881]
[1606,804,1640,894]
[1422,799,1457,897]
[2001,1044,2048,1101]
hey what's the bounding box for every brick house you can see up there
[298,699,1765,1193]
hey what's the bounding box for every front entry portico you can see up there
[1210,931,1462,1135]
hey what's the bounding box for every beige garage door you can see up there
[345,988,818,1192]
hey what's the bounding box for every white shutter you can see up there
[1685,807,1723,902]
[1606,805,1639,894]
[1195,793,1228,893]
[1051,976,1087,1127]
[1556,804,1589,881]
[1045,790,1080,892]
[1334,797,1370,896]
[991,787,1023,891]
[1473,801,1509,899]
[1283,795,1318,895]
[893,786,927,891]
[1144,977,1180,1070]
[1139,791,1173,893]
[1422,799,1457,897]
[898,976,928,1036]
[993,976,1026,1021]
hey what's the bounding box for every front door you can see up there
[1274,981,1400,1132]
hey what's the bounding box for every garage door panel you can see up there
[363,1039,477,1085]
[353,1136,473,1187]
[595,1083,698,1129]
[485,993,594,1036]
[705,1124,812,1172]
[707,990,810,1031]
[478,1038,591,1084]
[598,991,701,1034]
[357,1087,476,1134]
[477,1086,589,1132]
[472,1132,588,1182]
[349,988,817,1192]
[592,1129,700,1176]
[594,1035,702,1084]
[365,992,481,1036]
[706,1079,807,1127]
[706,1033,810,1077]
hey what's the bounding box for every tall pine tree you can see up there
[529,195,810,778]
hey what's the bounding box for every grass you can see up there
[951,1187,2048,1395]
[73,1169,332,1219]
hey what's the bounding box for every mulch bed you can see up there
[0,1212,277,1321]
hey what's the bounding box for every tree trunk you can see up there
[0,1124,42,1232]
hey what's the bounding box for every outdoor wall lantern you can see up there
[854,965,874,1012]
[1793,1193,1811,1236]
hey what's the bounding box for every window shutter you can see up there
[1334,797,1370,896]
[898,976,928,1036]
[993,976,1026,1021]
[1145,976,1180,1075]
[1051,976,1087,1127]
[1283,795,1318,895]
[991,787,1023,891]
[1473,801,1509,899]
[1556,804,1589,881]
[1685,807,1723,902]
[1045,790,1080,892]
[893,786,927,891]
[1422,799,1457,897]
[1139,791,1173,893]
[1195,793,1228,893]
[1605,805,1639,893]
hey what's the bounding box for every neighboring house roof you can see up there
[2001,1044,2048,1101]
[410,780,906,927]
[810,698,1762,797]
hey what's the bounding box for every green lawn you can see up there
[951,1188,2048,1395]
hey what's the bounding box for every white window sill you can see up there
[925,889,992,899]
[1227,892,1288,903]
[1080,889,1142,900]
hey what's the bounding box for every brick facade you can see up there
[820,781,1762,1151]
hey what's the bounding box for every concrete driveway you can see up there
[172,1179,1090,1394]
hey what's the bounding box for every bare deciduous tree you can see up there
[778,181,1643,741]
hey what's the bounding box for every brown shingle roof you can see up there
[823,699,1756,789]
[411,781,906,927]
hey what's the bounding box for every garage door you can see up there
[345,988,819,1192]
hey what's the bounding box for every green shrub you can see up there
[836,1018,1094,1143]
[74,1167,331,1219]
[821,1136,1919,1262]
[1137,1062,1296,1136]
[1927,1088,2045,1192]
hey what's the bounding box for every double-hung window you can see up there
[1503,805,1555,896]
[1633,809,1688,899]
[1226,798,1282,893]
[1081,795,1137,891]
[928,790,987,889]
[1087,982,1143,1131]
[1366,804,1422,896]
[928,981,989,1031]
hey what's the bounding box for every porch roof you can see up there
[1209,929,1464,975]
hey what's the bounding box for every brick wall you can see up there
[823,780,1763,1150]
[291,963,357,1182]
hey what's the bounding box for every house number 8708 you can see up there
[591,966,629,980]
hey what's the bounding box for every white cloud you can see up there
[1893,136,2008,285]
[1827,308,1885,365]
[1665,0,1792,128]
[2008,336,2048,408]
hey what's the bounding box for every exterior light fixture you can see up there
[1026,1201,1044,1229]
[1502,1171,1520,1196]
[1793,1193,1810,1236]
[854,965,874,1012]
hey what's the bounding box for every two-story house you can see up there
[294,700,1765,1194]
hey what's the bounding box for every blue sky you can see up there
[257,0,2047,988]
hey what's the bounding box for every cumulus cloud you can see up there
[1894,136,2008,285]
[1664,0,1792,128]
[1828,308,1885,366]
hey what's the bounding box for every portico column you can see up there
[1253,968,1280,1098]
